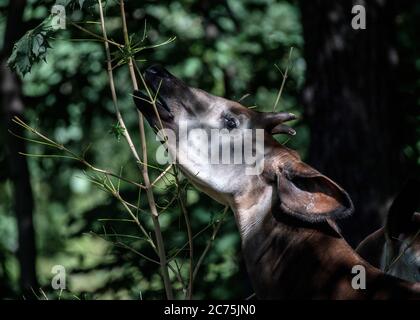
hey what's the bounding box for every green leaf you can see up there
[7,0,97,77]
[109,122,125,141]
[7,17,55,77]
[32,34,44,56]
[17,54,32,76]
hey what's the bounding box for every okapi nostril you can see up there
[146,65,174,79]
[146,64,164,75]
[148,67,159,75]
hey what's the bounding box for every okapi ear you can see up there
[386,179,420,238]
[261,112,297,136]
[276,162,354,223]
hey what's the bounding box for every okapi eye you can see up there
[224,116,238,130]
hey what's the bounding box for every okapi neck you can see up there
[240,210,419,299]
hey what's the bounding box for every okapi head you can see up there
[133,65,353,237]
[383,179,420,282]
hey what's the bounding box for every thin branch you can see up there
[169,260,187,294]
[116,241,160,265]
[119,0,174,299]
[273,47,294,112]
[89,231,159,265]
[12,118,146,190]
[151,164,173,187]
[178,188,193,299]
[192,207,229,282]
[168,222,214,262]
[69,21,124,48]
[245,293,256,300]
[97,0,142,167]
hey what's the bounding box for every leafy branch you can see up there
[8,0,228,300]
[7,16,55,76]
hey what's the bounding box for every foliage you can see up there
[7,0,97,76]
[2,0,304,299]
[7,17,54,76]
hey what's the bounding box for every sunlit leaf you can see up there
[109,122,125,141]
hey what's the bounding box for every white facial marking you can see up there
[234,184,274,242]
[154,96,265,205]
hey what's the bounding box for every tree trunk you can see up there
[299,0,405,246]
[0,0,38,292]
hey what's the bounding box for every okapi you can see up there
[357,179,420,283]
[133,65,420,299]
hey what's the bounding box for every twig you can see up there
[116,241,160,265]
[178,188,193,299]
[119,0,173,299]
[168,222,214,262]
[245,293,256,300]
[10,119,146,190]
[97,0,142,166]
[273,47,294,112]
[192,207,228,282]
[170,260,187,294]
[69,21,123,48]
[151,164,173,187]
[39,288,49,300]
[89,231,159,265]
[100,176,157,251]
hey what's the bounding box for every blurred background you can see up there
[0,0,419,299]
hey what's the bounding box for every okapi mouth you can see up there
[134,90,173,122]
[133,65,175,128]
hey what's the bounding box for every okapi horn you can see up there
[261,112,297,135]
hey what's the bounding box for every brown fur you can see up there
[134,65,420,299]
[243,214,420,299]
